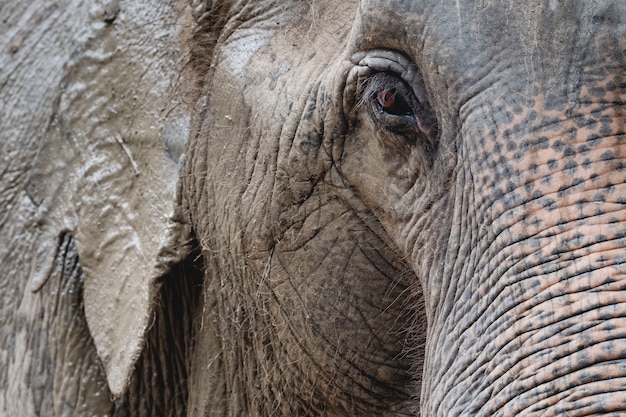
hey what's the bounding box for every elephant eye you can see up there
[375,88,413,117]
[360,72,438,148]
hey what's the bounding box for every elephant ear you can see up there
[25,2,193,396]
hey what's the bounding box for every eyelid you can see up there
[352,50,430,105]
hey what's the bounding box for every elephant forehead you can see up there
[354,1,626,112]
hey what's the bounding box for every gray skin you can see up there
[2,0,626,416]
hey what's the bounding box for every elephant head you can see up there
[182,0,626,416]
[3,0,626,416]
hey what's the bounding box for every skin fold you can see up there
[2,1,625,416]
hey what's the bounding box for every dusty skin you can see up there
[2,1,626,417]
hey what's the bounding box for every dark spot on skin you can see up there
[530,217,543,228]
[564,160,578,174]
[577,144,590,154]
[595,235,608,243]
[506,182,516,193]
[600,121,613,137]
[575,198,589,209]
[616,230,626,242]
[602,277,615,285]
[535,136,550,149]
[603,322,617,331]
[526,110,538,123]
[557,185,569,197]
[606,81,617,91]
[543,198,557,211]
[557,239,571,252]
[601,150,615,161]
[563,146,576,158]
[501,161,513,176]
[520,140,532,151]
[575,116,590,127]
[502,129,512,141]
[504,192,522,209]
[513,152,523,161]
[609,218,620,225]
[587,134,602,146]
[524,182,535,192]
[571,233,584,246]
[599,311,615,321]
[529,163,539,174]
[541,174,553,185]
[572,177,584,187]
[547,159,558,170]
[616,161,626,171]
[586,118,599,132]
[604,182,615,193]
[594,193,605,203]
[551,140,564,153]
[506,141,517,151]
[582,158,592,169]
[589,173,599,182]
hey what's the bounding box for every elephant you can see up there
[2,0,626,416]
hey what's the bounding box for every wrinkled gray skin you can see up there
[3,0,626,416]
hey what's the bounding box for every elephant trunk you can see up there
[419,93,626,416]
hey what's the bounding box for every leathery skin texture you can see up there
[183,1,626,416]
